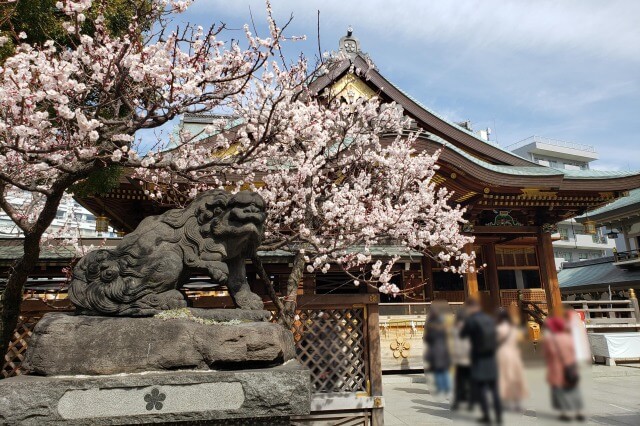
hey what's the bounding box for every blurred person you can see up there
[543,317,585,422]
[461,298,502,424]
[565,309,592,364]
[496,308,528,412]
[451,307,473,411]
[424,301,451,398]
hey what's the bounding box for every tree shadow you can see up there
[590,414,640,425]
[410,399,454,421]
[392,387,431,395]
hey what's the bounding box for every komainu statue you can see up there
[69,190,267,316]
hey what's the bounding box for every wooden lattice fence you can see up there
[2,297,73,379]
[2,314,42,379]
[293,307,367,393]
[3,295,378,389]
[3,293,384,424]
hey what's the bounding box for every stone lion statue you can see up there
[68,190,266,316]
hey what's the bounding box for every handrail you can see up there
[562,298,639,327]
[379,301,465,317]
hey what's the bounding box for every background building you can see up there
[558,188,640,302]
[577,188,640,259]
[507,135,616,269]
[0,192,117,239]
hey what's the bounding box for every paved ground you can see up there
[382,364,640,425]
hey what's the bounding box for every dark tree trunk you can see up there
[0,188,67,372]
[252,255,292,329]
[0,235,41,363]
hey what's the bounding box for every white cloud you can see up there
[196,0,640,62]
[176,0,640,170]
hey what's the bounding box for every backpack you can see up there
[474,314,497,356]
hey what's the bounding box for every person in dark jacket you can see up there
[451,307,473,411]
[424,301,451,397]
[461,298,503,424]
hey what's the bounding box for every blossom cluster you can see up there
[0,0,281,231]
[235,76,475,293]
[141,54,475,294]
[0,0,474,295]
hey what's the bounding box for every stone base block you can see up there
[0,361,310,425]
[24,312,294,376]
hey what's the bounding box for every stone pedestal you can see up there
[24,311,295,375]
[0,361,310,425]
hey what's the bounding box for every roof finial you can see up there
[339,26,360,57]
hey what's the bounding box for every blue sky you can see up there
[149,0,640,171]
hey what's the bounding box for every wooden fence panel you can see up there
[2,314,43,379]
[293,307,367,393]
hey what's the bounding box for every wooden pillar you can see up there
[366,285,384,425]
[421,255,434,302]
[483,243,501,309]
[537,228,563,316]
[463,243,479,299]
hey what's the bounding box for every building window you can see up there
[563,161,586,171]
[579,252,588,260]
[522,270,541,288]
[495,247,537,267]
[497,270,517,289]
[558,252,571,261]
[559,228,569,241]
[432,271,464,292]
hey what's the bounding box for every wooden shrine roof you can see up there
[75,51,640,233]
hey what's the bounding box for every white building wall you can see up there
[0,192,117,239]
[552,219,615,270]
[508,137,614,270]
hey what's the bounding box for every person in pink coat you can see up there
[543,316,585,422]
[496,308,528,412]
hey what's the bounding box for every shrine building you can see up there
[3,31,640,423]
[72,30,640,318]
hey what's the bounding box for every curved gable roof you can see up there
[310,55,536,167]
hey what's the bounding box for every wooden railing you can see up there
[562,299,640,329]
[379,301,465,318]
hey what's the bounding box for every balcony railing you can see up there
[614,249,640,264]
[505,135,596,153]
[592,234,607,244]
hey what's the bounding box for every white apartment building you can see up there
[507,135,616,270]
[0,192,117,239]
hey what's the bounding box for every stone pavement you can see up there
[382,364,640,425]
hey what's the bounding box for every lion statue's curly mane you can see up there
[69,190,266,316]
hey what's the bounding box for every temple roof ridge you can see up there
[386,77,541,165]
[579,187,640,218]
